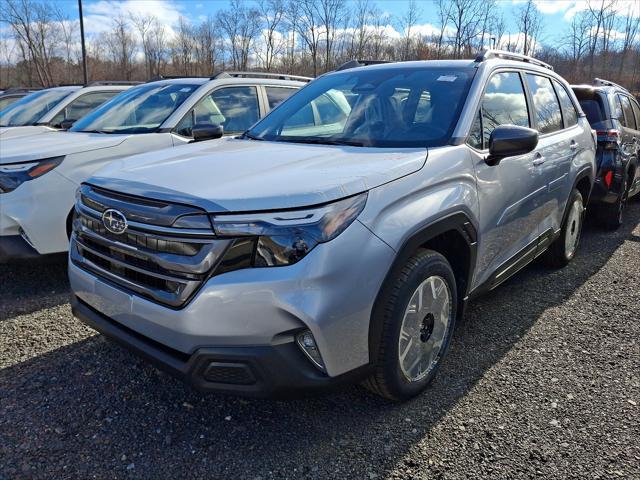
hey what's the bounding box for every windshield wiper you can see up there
[78,129,113,134]
[281,137,365,147]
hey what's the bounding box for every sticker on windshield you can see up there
[437,75,458,82]
[180,88,192,92]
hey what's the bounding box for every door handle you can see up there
[532,154,546,166]
[570,141,578,150]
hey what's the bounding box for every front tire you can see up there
[364,250,457,401]
[544,189,584,268]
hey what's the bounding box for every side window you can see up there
[613,95,626,126]
[49,91,118,126]
[265,87,298,110]
[553,80,578,127]
[630,98,640,132]
[619,95,637,130]
[176,86,259,137]
[481,71,530,147]
[467,109,483,149]
[525,74,563,134]
[313,94,347,124]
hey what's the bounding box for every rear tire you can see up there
[544,189,584,268]
[595,175,630,230]
[363,249,457,401]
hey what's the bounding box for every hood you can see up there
[89,137,428,212]
[0,131,129,164]
[0,125,52,140]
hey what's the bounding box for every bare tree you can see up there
[445,0,486,58]
[217,0,261,70]
[132,14,167,79]
[586,0,618,78]
[194,16,219,75]
[258,0,286,71]
[1,0,61,86]
[104,15,137,80]
[398,0,420,60]
[618,3,640,78]
[171,16,196,75]
[295,0,322,76]
[515,0,542,56]
[318,0,344,70]
[54,7,77,83]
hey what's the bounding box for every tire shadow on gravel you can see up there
[0,204,638,479]
[0,254,69,321]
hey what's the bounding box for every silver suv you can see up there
[69,51,595,400]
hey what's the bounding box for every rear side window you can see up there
[526,74,562,134]
[265,87,298,110]
[49,91,119,126]
[613,95,625,124]
[481,71,530,147]
[631,98,640,132]
[553,81,578,127]
[619,95,637,129]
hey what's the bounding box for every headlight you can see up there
[211,192,367,267]
[0,156,64,193]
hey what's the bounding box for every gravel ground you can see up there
[1,204,639,480]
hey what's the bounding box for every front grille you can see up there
[71,185,233,308]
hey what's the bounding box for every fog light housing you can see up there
[296,330,326,372]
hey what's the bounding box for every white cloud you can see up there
[83,0,184,37]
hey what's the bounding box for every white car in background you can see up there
[0,82,138,140]
[0,72,309,262]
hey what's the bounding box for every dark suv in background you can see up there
[572,79,640,229]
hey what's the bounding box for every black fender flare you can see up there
[367,212,478,364]
[572,166,595,205]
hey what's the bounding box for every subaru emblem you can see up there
[102,209,128,235]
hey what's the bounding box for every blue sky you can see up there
[16,1,640,45]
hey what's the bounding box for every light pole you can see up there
[78,0,88,85]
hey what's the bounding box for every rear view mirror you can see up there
[486,125,538,166]
[192,124,224,142]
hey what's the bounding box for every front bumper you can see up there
[71,295,372,397]
[69,219,396,378]
[0,170,77,256]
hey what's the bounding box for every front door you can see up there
[469,70,546,290]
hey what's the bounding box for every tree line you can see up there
[1,0,639,94]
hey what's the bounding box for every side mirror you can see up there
[192,123,224,142]
[59,119,76,130]
[486,125,538,166]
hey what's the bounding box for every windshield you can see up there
[0,89,74,127]
[71,83,199,134]
[247,66,475,148]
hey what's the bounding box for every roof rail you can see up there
[210,71,313,82]
[594,77,629,92]
[1,87,41,94]
[336,59,390,71]
[86,80,143,87]
[474,49,554,71]
[147,75,211,82]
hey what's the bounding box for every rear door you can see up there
[523,73,574,236]
[624,95,640,195]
